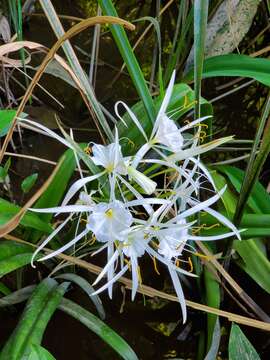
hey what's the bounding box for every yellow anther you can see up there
[204,223,220,230]
[89,236,96,246]
[152,256,160,275]
[188,257,193,272]
[137,266,142,285]
[84,146,92,155]
[175,259,180,268]
[105,208,113,218]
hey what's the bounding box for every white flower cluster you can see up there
[26,71,240,322]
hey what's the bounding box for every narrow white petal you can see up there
[131,256,139,301]
[61,171,105,206]
[168,267,187,323]
[118,175,153,216]
[171,137,233,162]
[190,157,216,191]
[20,118,71,148]
[93,250,119,286]
[30,205,93,214]
[152,70,176,136]
[202,206,241,240]
[131,143,151,169]
[188,231,236,241]
[38,228,89,261]
[125,198,170,208]
[175,186,226,221]
[91,265,129,297]
[31,214,72,267]
[115,101,148,141]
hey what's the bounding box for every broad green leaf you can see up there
[59,298,138,360]
[217,165,270,214]
[0,110,16,137]
[0,198,52,233]
[229,323,260,360]
[185,54,270,87]
[55,273,105,320]
[118,83,212,153]
[233,239,270,294]
[21,173,38,194]
[0,278,68,359]
[27,345,56,360]
[0,241,34,278]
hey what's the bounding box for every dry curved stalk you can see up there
[3,233,270,331]
[0,16,135,163]
[197,241,270,322]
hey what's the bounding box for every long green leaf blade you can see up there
[59,298,138,360]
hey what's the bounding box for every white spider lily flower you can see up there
[155,115,184,153]
[157,219,189,260]
[86,200,133,243]
[92,229,148,300]
[91,142,127,175]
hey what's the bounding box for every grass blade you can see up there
[98,0,156,124]
[194,0,209,118]
[59,298,138,360]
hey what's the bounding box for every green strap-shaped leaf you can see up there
[217,165,270,214]
[185,54,270,88]
[0,278,68,360]
[229,323,260,360]
[0,241,34,278]
[0,198,52,233]
[55,273,105,319]
[26,345,56,360]
[59,298,138,360]
[98,0,156,124]
[0,285,35,307]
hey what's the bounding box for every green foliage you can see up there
[185,54,270,87]
[59,298,138,360]
[0,241,34,278]
[98,0,156,125]
[229,324,260,360]
[0,110,16,137]
[21,173,38,194]
[0,278,68,359]
[0,198,52,233]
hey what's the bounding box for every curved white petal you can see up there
[38,228,89,262]
[168,266,187,323]
[31,214,72,267]
[61,171,105,206]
